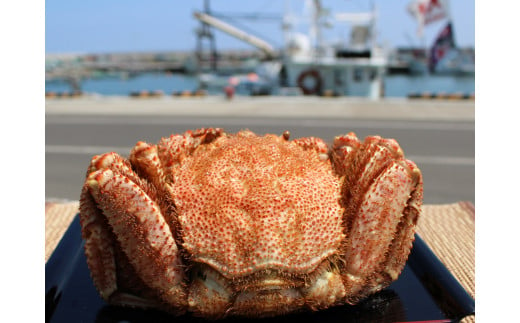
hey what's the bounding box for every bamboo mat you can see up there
[418,202,475,323]
[45,200,475,322]
[45,200,79,261]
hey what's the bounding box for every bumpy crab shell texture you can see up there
[79,128,423,319]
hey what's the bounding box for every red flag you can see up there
[408,0,450,36]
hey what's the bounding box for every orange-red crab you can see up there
[79,128,422,318]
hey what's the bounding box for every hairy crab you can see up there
[79,128,422,318]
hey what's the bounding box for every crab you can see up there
[79,128,422,318]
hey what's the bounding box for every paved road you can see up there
[46,113,474,205]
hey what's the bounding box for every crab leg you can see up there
[80,152,187,312]
[79,184,117,301]
[332,133,423,303]
[382,159,422,280]
[79,152,136,301]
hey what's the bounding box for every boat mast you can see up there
[196,0,218,72]
[313,0,323,58]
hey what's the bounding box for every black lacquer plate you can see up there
[46,215,475,323]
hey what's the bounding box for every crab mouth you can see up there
[232,286,304,316]
[247,278,292,290]
[236,271,305,296]
[188,263,307,316]
[188,261,347,317]
[231,270,306,316]
[192,263,305,291]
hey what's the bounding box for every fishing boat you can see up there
[193,0,389,98]
[279,0,388,98]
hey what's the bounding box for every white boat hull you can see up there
[283,59,386,98]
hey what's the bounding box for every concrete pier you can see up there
[45,95,474,122]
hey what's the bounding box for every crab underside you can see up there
[79,128,423,318]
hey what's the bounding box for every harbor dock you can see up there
[45,95,474,122]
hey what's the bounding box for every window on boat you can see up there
[334,69,343,86]
[354,68,363,82]
[369,69,377,81]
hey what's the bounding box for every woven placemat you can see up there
[418,201,475,323]
[45,200,79,261]
[45,200,475,321]
[418,202,475,298]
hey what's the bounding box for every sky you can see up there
[45,0,475,54]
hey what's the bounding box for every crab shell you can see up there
[79,128,422,318]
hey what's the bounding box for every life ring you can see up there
[297,69,322,95]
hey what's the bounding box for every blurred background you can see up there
[45,0,474,97]
[45,0,475,205]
